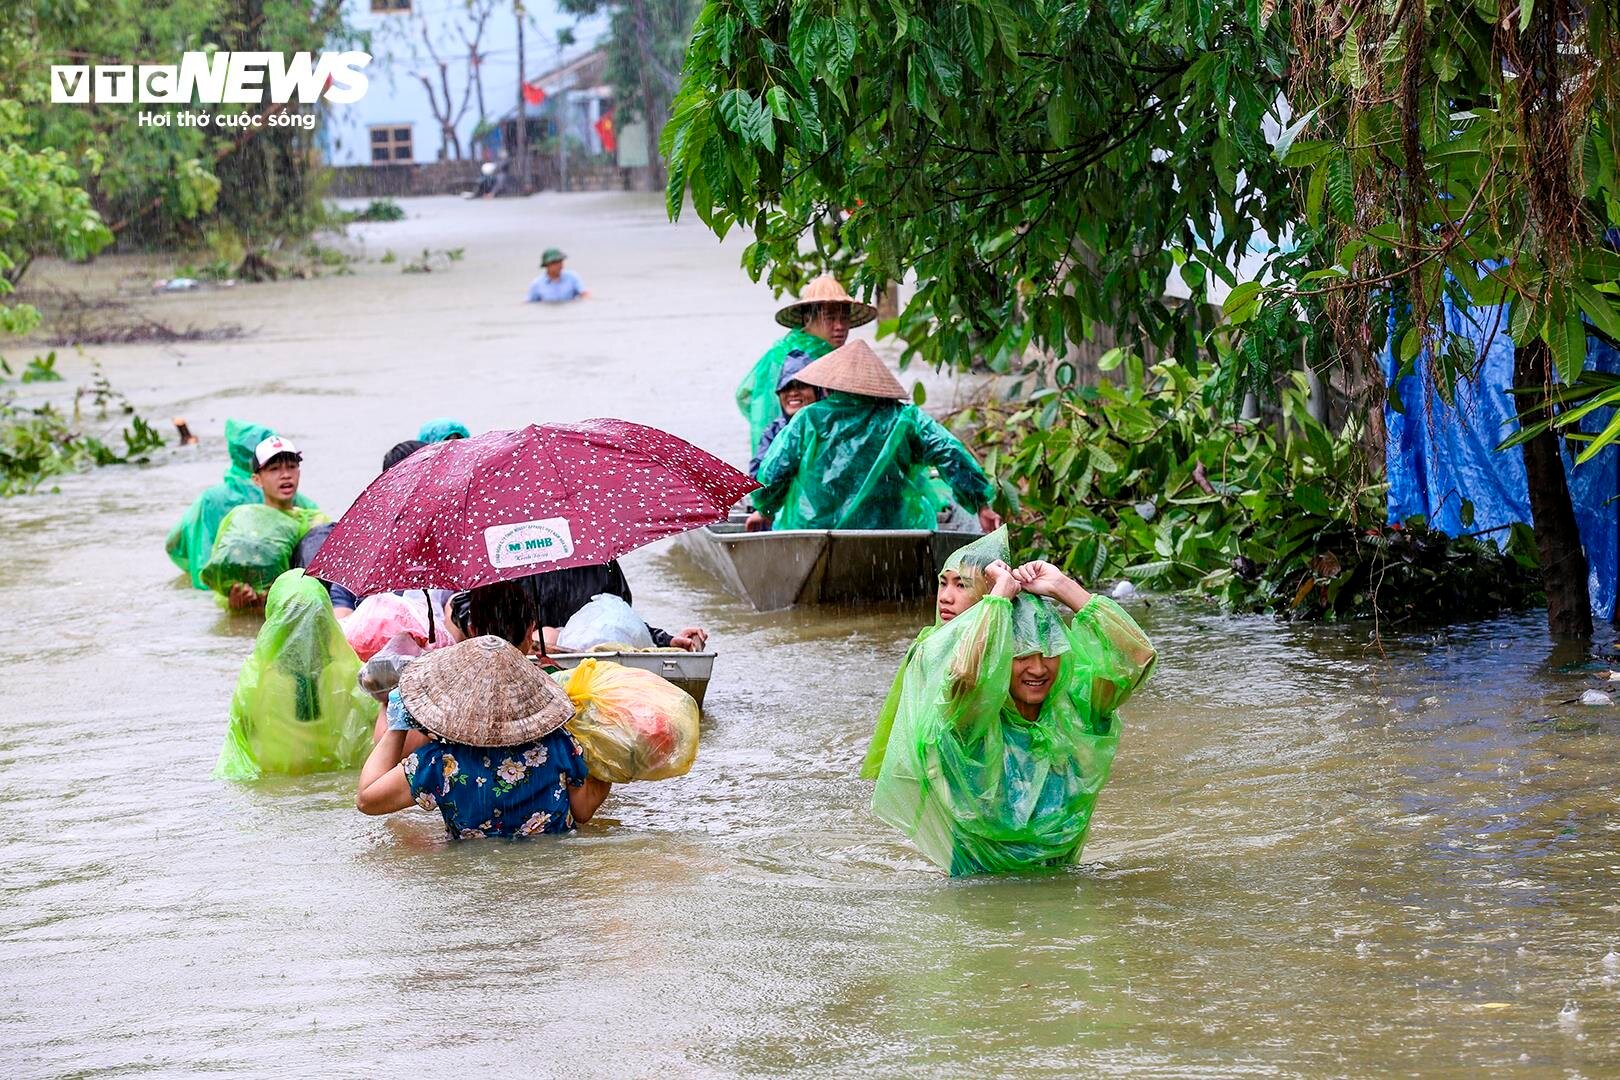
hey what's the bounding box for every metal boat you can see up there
[674,523,981,611]
[546,649,716,709]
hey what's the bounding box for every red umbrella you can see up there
[306,419,756,594]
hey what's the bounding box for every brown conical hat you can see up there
[793,338,908,400]
[774,274,878,329]
[399,636,574,747]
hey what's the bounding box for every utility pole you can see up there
[515,2,529,193]
[556,35,569,192]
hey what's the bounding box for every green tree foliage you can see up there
[6,0,355,256]
[974,352,1539,624]
[663,0,1302,388]
[1264,1,1620,400]
[0,100,114,337]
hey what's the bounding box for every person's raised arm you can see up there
[1012,560,1092,613]
[912,412,998,530]
[750,412,806,515]
[356,730,415,815]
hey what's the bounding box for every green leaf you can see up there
[1575,282,1620,343]
[718,89,753,135]
[1305,163,1328,227]
[1399,324,1422,363]
[1223,281,1263,324]
[1272,104,1324,161]
[766,86,791,121]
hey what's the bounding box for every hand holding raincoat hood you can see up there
[753,393,994,530]
[871,590,1156,875]
[165,419,318,589]
[215,570,377,780]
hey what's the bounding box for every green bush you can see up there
[971,353,1540,624]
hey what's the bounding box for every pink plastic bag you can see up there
[342,594,427,660]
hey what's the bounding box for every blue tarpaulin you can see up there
[1384,299,1620,619]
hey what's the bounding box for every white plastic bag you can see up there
[555,593,654,651]
[358,632,425,702]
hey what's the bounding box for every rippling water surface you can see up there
[4,195,1620,1075]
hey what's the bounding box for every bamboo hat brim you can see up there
[774,274,878,329]
[793,339,908,400]
[399,635,574,747]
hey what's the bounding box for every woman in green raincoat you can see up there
[871,559,1156,875]
[165,420,318,589]
[215,570,377,780]
[737,275,875,454]
[859,526,1008,779]
[753,339,1000,532]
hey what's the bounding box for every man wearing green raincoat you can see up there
[215,570,377,780]
[753,339,1001,532]
[165,419,319,589]
[737,275,876,455]
[872,558,1156,875]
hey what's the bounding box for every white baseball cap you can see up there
[252,435,303,470]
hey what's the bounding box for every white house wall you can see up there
[327,0,603,167]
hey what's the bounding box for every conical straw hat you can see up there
[399,635,575,747]
[793,339,908,400]
[774,274,878,329]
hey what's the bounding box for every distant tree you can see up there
[558,0,700,185]
[400,0,499,160]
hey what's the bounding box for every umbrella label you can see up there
[483,517,575,568]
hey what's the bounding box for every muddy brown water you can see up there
[4,194,1620,1075]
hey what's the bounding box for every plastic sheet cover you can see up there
[215,570,376,780]
[1383,299,1620,618]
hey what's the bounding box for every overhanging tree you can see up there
[662,0,1304,386]
[1263,0,1620,635]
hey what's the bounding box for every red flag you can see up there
[594,111,616,154]
[521,81,546,106]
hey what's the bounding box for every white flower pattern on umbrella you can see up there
[306,419,759,594]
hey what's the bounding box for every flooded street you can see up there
[6,194,1620,1074]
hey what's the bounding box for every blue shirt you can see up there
[525,270,585,303]
[403,729,590,839]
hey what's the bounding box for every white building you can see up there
[324,0,604,167]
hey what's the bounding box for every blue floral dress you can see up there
[402,730,590,840]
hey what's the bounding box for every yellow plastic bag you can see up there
[563,659,700,782]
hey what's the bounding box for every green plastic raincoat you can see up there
[860,527,1010,779]
[872,592,1156,875]
[737,327,834,453]
[215,570,376,780]
[753,393,994,530]
[165,419,317,589]
[200,503,328,598]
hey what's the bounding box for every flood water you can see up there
[5,194,1620,1075]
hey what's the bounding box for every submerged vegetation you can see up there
[0,360,165,496]
[967,353,1539,625]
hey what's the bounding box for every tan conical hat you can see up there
[793,339,908,400]
[774,274,878,329]
[399,636,575,747]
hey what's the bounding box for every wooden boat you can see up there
[546,649,716,709]
[674,523,981,611]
